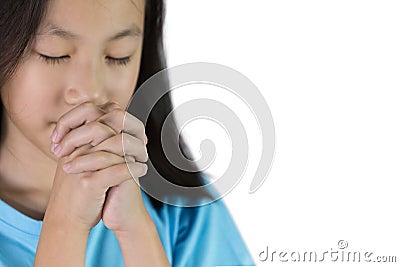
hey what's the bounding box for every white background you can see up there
[164,1,400,266]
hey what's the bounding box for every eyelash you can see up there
[38,54,131,66]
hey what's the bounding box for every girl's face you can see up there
[1,0,144,159]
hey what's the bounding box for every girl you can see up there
[0,0,255,266]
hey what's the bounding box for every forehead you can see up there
[39,0,145,38]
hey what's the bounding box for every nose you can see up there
[64,59,108,106]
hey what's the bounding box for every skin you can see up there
[0,0,170,266]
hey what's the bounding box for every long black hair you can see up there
[0,0,211,210]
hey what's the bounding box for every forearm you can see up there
[34,213,90,267]
[115,213,171,267]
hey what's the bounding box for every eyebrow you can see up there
[38,23,143,41]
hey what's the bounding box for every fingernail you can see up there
[51,130,58,143]
[145,136,148,144]
[54,144,61,156]
[63,162,72,172]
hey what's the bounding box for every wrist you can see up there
[114,211,155,241]
[35,209,91,267]
[113,215,170,267]
[43,204,93,235]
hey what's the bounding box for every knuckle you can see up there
[87,121,99,132]
[83,101,95,110]
[63,139,77,151]
[139,150,148,162]
[110,108,125,121]
[132,162,147,176]
[116,163,127,175]
[125,155,135,163]
[78,175,93,191]
[110,162,122,172]
[114,110,125,128]
[113,108,125,116]
[105,109,125,131]
[97,152,109,164]
[140,163,148,176]
[120,132,128,141]
[70,144,91,158]
[60,139,70,150]
[57,119,67,132]
[138,121,145,133]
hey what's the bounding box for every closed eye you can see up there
[37,53,132,67]
[38,54,70,65]
[105,56,131,66]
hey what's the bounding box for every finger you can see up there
[125,161,148,183]
[90,133,148,163]
[85,162,148,190]
[125,155,136,163]
[63,150,137,174]
[122,133,148,162]
[52,121,116,158]
[99,101,121,113]
[52,101,117,144]
[96,109,147,145]
[124,112,148,145]
[67,143,94,160]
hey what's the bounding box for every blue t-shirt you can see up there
[0,187,255,266]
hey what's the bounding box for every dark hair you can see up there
[0,0,211,210]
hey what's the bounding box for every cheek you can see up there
[1,61,59,125]
[107,63,141,110]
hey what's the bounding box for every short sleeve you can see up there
[171,197,255,267]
